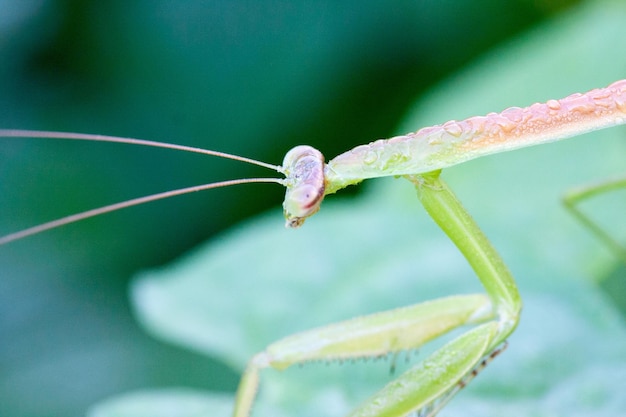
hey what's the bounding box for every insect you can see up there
[1,79,625,416]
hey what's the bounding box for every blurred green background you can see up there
[1,0,612,416]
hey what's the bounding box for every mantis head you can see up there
[282,145,327,228]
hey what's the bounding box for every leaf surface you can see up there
[98,2,626,416]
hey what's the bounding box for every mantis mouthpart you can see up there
[1,79,625,417]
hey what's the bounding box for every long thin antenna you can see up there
[0,130,283,172]
[0,177,285,245]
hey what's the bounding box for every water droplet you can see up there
[500,106,524,123]
[609,79,626,91]
[364,150,377,165]
[546,99,560,110]
[388,134,406,144]
[565,94,597,115]
[490,114,517,135]
[614,94,626,113]
[442,120,462,137]
[428,129,444,145]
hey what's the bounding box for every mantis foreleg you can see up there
[234,171,522,417]
[234,294,494,417]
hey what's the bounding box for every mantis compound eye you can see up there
[282,145,326,228]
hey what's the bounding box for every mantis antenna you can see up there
[0,130,286,245]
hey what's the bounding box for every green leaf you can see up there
[119,2,626,416]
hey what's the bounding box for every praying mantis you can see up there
[1,79,625,417]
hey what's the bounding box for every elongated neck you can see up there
[326,80,626,183]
